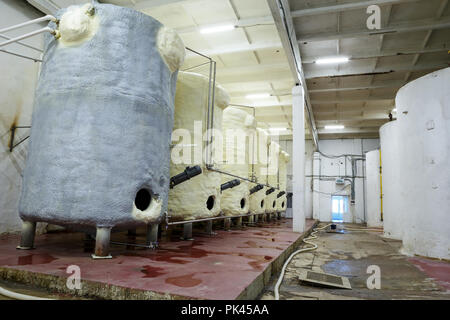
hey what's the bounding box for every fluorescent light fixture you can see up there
[315,57,349,65]
[200,24,235,34]
[392,108,397,112]
[246,93,271,99]
[268,127,287,131]
[324,125,345,130]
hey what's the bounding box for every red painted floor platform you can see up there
[0,219,316,300]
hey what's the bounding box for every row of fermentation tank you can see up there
[365,67,449,260]
[17,3,289,255]
[168,71,290,222]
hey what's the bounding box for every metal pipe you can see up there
[0,49,41,62]
[207,166,279,189]
[0,27,58,48]
[167,212,259,225]
[0,33,43,52]
[0,15,57,34]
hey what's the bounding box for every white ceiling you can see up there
[29,0,450,140]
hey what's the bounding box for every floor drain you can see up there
[298,269,352,289]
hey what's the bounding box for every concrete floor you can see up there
[261,223,450,300]
[0,218,315,300]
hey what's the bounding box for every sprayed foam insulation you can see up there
[266,140,280,213]
[249,128,270,214]
[168,72,229,221]
[276,150,290,212]
[220,107,255,216]
[19,3,184,231]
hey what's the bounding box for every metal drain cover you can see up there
[298,269,352,289]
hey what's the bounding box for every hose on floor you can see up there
[274,223,383,299]
[274,223,332,300]
[0,285,53,300]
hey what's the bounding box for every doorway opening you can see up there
[331,195,348,222]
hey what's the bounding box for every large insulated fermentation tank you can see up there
[249,128,270,215]
[365,150,383,228]
[221,106,255,216]
[18,3,185,257]
[276,151,290,213]
[379,121,402,239]
[168,72,229,221]
[396,67,450,260]
[266,140,280,214]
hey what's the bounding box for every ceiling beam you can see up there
[291,0,420,18]
[267,0,318,147]
[133,0,189,10]
[27,0,60,15]
[301,45,450,63]
[305,62,448,79]
[175,15,273,34]
[311,98,394,104]
[298,17,450,42]
[185,40,281,58]
[308,81,405,92]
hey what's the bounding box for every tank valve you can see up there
[277,191,286,198]
[266,187,275,195]
[170,165,202,189]
[221,179,240,192]
[250,184,264,195]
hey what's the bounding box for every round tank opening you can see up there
[206,195,215,210]
[272,201,276,208]
[240,198,246,209]
[281,201,285,208]
[135,189,152,211]
[260,200,264,208]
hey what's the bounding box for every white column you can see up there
[312,152,321,220]
[292,85,305,232]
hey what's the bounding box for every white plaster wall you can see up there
[311,138,380,223]
[365,149,383,227]
[396,67,450,260]
[0,1,43,234]
[380,121,402,239]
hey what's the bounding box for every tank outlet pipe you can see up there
[250,184,264,195]
[0,15,58,34]
[221,179,240,192]
[0,27,59,48]
[266,187,275,195]
[170,165,202,189]
[277,191,286,198]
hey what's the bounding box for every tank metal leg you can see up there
[181,223,193,240]
[247,215,255,226]
[205,220,216,236]
[236,217,243,228]
[146,224,159,248]
[92,227,112,259]
[254,214,259,223]
[224,218,231,231]
[17,221,36,250]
